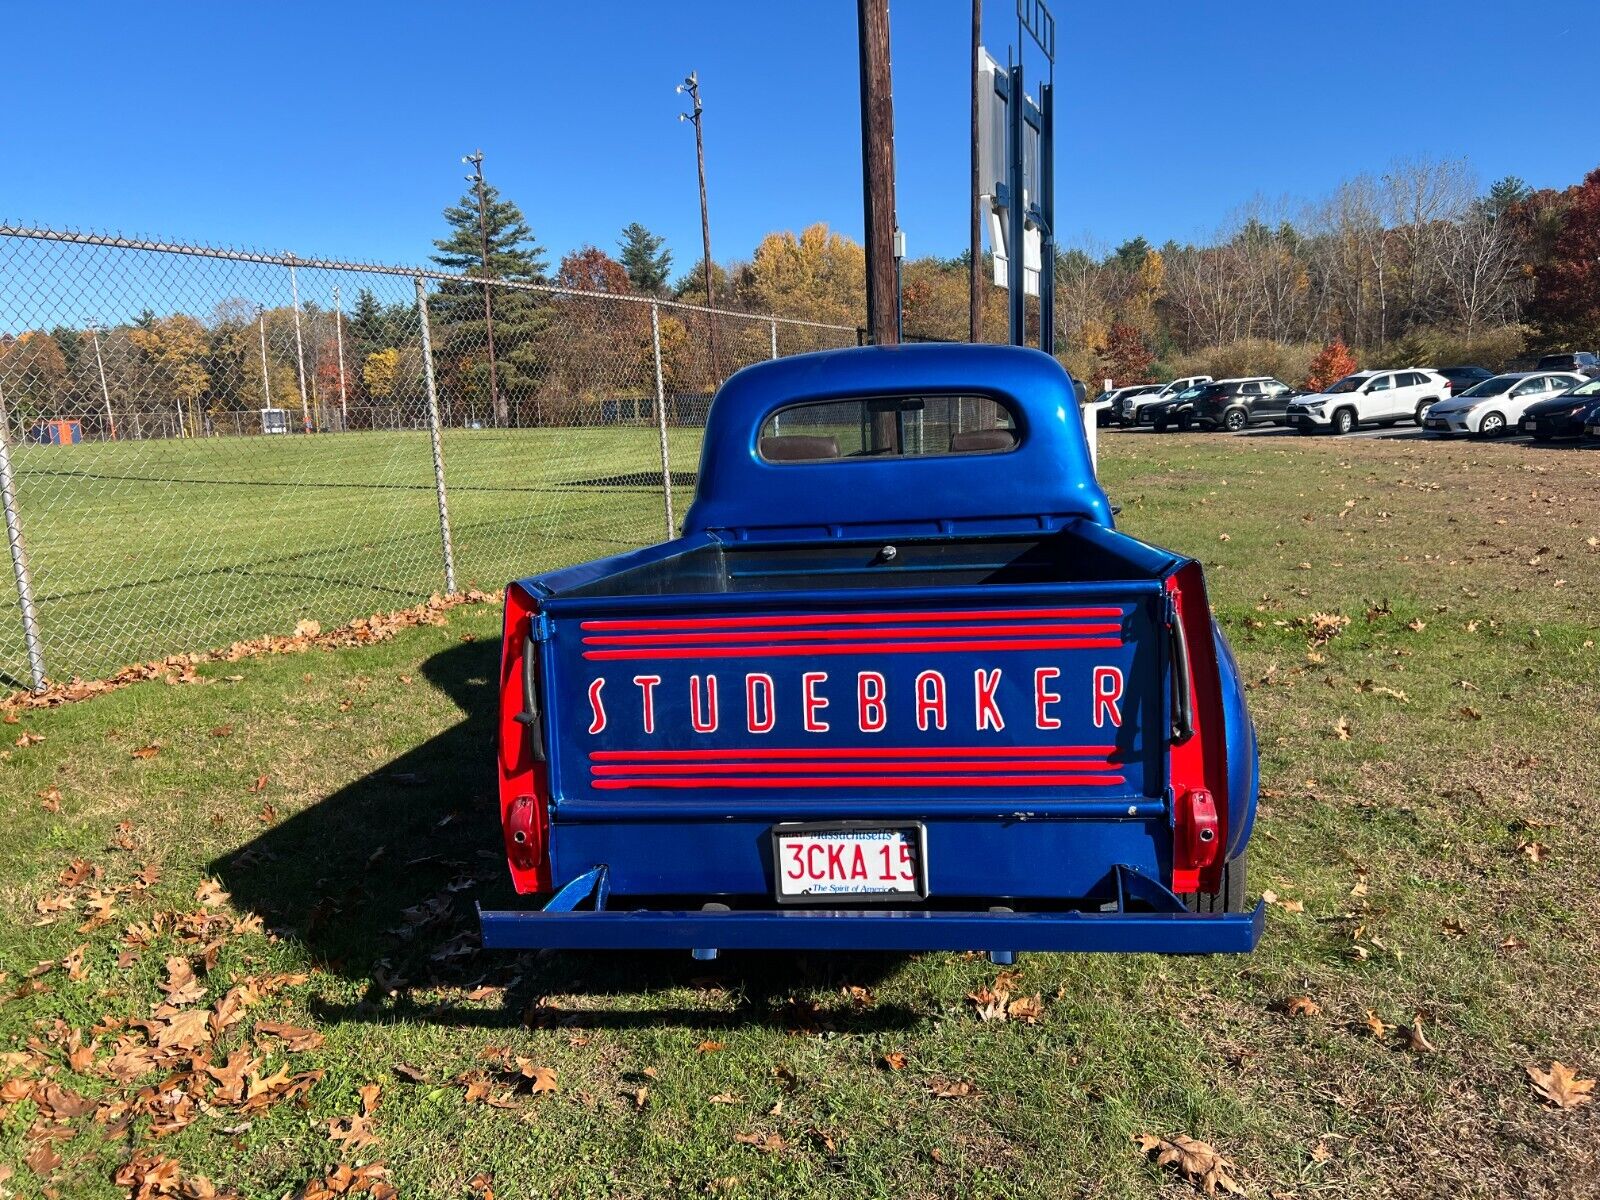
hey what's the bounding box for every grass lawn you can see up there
[1,432,1597,1198]
[0,426,705,687]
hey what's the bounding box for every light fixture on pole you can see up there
[676,70,720,377]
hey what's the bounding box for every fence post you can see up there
[769,318,779,360]
[650,302,675,539]
[0,380,46,691]
[332,284,349,431]
[415,277,458,594]
[288,258,312,434]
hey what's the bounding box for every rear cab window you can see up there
[759,395,1019,463]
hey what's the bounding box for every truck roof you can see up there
[683,343,1113,538]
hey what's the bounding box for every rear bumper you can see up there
[480,902,1265,954]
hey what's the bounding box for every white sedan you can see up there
[1421,371,1586,436]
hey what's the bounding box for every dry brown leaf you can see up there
[514,1061,558,1094]
[733,1131,786,1154]
[707,1092,743,1105]
[881,1051,908,1071]
[392,1064,425,1084]
[328,1112,379,1153]
[1280,995,1321,1018]
[194,878,230,907]
[929,1079,976,1099]
[1526,1061,1594,1109]
[966,987,1008,1022]
[161,956,206,1006]
[15,730,44,748]
[63,942,89,982]
[209,724,233,738]
[253,1021,324,1052]
[1133,1132,1245,1195]
[130,742,161,759]
[1007,994,1044,1024]
[1362,1010,1393,1039]
[1401,1014,1437,1054]
[38,787,62,812]
[695,1041,725,1054]
[1518,840,1549,865]
[247,775,269,794]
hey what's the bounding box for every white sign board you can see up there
[976,47,1041,298]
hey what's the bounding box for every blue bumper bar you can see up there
[479,900,1265,955]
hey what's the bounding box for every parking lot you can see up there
[1107,420,1600,447]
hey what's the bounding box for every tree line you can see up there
[2,159,1596,434]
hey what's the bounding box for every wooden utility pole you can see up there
[969,0,982,343]
[857,0,898,350]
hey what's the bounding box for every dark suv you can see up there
[1536,351,1600,378]
[1184,377,1298,432]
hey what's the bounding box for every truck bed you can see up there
[512,520,1190,902]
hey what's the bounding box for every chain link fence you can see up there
[0,224,857,690]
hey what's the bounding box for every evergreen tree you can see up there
[617,223,673,295]
[1481,175,1532,223]
[430,181,549,426]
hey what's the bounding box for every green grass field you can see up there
[0,433,1597,1198]
[0,427,705,687]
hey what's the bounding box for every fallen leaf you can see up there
[1007,994,1044,1024]
[1280,995,1321,1018]
[195,878,230,907]
[1133,1132,1245,1195]
[929,1079,975,1099]
[1526,1061,1594,1109]
[38,787,62,812]
[695,1041,725,1055]
[733,1131,786,1154]
[392,1064,425,1083]
[707,1092,743,1105]
[1363,1011,1393,1039]
[63,942,90,981]
[161,956,206,1005]
[209,724,233,738]
[130,742,161,759]
[1331,715,1352,742]
[1401,1014,1437,1054]
[253,1021,324,1052]
[1519,840,1549,865]
[881,1051,907,1071]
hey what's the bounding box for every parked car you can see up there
[1145,384,1214,432]
[1588,410,1600,440]
[1090,383,1158,427]
[1421,371,1586,437]
[1116,375,1212,425]
[1519,377,1600,440]
[1281,369,1450,435]
[1535,351,1600,378]
[481,344,1263,960]
[1182,377,1300,432]
[1432,365,1495,395]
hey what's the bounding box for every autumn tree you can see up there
[1304,339,1357,391]
[0,331,68,424]
[1099,322,1153,384]
[618,223,672,295]
[431,180,549,426]
[1527,167,1600,348]
[128,315,211,435]
[745,224,866,328]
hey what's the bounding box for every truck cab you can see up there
[482,344,1262,959]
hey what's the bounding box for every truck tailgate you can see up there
[538,585,1166,815]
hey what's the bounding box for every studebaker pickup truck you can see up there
[480,343,1263,960]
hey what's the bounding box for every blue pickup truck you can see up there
[481,344,1263,960]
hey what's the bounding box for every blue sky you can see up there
[2,0,1595,277]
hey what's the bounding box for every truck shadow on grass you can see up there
[213,638,920,1034]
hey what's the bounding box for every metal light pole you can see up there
[676,71,720,377]
[462,150,500,428]
[257,306,272,415]
[88,321,115,440]
[332,285,348,431]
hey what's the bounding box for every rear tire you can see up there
[1414,400,1430,425]
[1184,854,1247,915]
[1153,420,1168,433]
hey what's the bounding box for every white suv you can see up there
[1282,369,1450,435]
[1119,375,1212,425]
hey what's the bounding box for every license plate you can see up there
[772,823,926,902]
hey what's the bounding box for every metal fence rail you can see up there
[0,223,856,690]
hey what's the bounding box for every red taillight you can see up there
[499,583,552,893]
[1164,563,1230,895]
